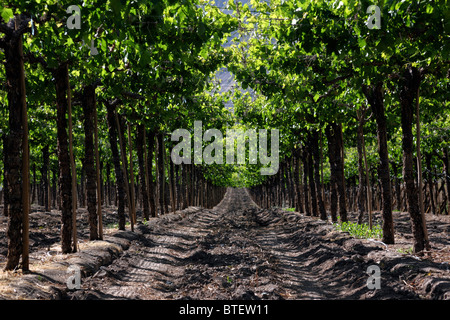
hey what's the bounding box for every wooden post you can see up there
[48,169,51,210]
[168,143,176,213]
[67,64,78,253]
[128,123,137,225]
[18,24,30,271]
[362,121,373,229]
[143,126,150,214]
[115,112,134,231]
[94,99,103,239]
[415,86,430,251]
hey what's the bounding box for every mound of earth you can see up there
[1,188,449,300]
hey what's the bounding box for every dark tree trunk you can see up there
[163,143,170,213]
[325,124,338,222]
[442,148,450,215]
[335,123,348,222]
[293,148,303,213]
[175,163,181,210]
[54,63,73,253]
[80,163,85,208]
[106,162,111,207]
[399,66,429,253]
[288,158,295,208]
[52,168,57,209]
[118,116,129,208]
[356,117,366,224]
[157,133,166,215]
[169,155,176,213]
[392,162,402,212]
[42,145,50,212]
[425,153,435,215]
[279,164,284,207]
[302,147,310,216]
[326,123,348,222]
[32,163,36,205]
[127,123,136,226]
[105,101,126,230]
[362,83,395,244]
[311,130,327,220]
[185,164,191,207]
[136,124,150,220]
[82,84,98,240]
[180,166,185,209]
[3,134,9,218]
[147,130,157,217]
[4,26,26,269]
[192,166,196,206]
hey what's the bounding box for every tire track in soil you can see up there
[67,188,425,300]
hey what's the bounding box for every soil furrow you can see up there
[64,188,450,300]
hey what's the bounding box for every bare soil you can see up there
[1,188,449,300]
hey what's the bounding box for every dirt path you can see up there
[62,188,450,300]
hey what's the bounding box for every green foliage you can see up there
[397,247,414,255]
[0,0,449,191]
[334,221,383,240]
[224,0,449,188]
[0,0,240,187]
